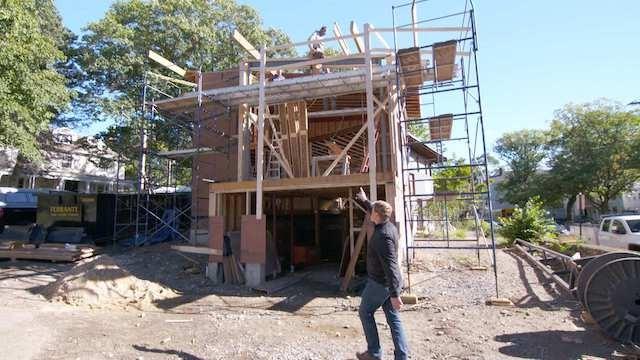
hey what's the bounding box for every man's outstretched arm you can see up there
[354,187,372,212]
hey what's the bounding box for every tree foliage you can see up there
[498,197,555,245]
[0,0,72,160]
[494,100,640,218]
[75,0,294,184]
[494,129,549,206]
[77,0,292,119]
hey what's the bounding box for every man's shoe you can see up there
[356,351,381,360]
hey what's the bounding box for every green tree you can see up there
[0,0,72,160]
[547,101,640,216]
[494,129,549,206]
[498,197,555,245]
[75,0,294,184]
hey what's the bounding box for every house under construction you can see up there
[139,0,499,294]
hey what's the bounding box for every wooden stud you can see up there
[348,188,355,255]
[364,23,377,201]
[333,22,351,55]
[148,50,187,77]
[232,30,261,60]
[340,213,371,291]
[350,21,364,53]
[237,62,249,181]
[256,47,266,219]
[322,122,368,176]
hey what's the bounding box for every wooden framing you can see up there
[210,172,393,194]
[364,23,377,201]
[256,47,266,219]
[333,22,351,55]
[237,62,249,181]
[232,30,261,60]
[148,50,187,77]
[350,21,365,53]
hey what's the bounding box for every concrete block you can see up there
[245,263,265,287]
[206,262,221,284]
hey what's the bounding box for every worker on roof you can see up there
[308,25,327,57]
[308,26,328,74]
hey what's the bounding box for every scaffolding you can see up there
[391,0,499,296]
[111,65,231,247]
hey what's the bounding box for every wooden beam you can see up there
[348,188,355,255]
[148,50,186,77]
[171,245,223,256]
[333,22,351,55]
[256,47,266,219]
[209,172,393,194]
[340,213,371,291]
[146,71,196,87]
[321,122,367,176]
[308,108,365,118]
[368,24,390,49]
[237,62,248,181]
[269,32,360,51]
[350,21,364,53]
[232,30,261,60]
[264,53,366,72]
[364,23,377,201]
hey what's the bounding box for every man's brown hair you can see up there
[372,200,393,221]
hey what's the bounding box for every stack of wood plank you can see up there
[278,101,310,177]
[0,241,98,262]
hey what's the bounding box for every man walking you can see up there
[354,188,409,360]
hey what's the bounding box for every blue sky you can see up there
[55,0,640,150]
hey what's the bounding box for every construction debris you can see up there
[42,255,177,309]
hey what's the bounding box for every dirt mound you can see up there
[42,255,177,309]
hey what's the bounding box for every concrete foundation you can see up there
[206,262,221,284]
[245,263,265,287]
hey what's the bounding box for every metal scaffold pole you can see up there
[392,0,499,298]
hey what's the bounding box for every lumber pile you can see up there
[0,241,99,262]
[278,101,310,177]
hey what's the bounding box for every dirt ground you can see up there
[0,241,624,360]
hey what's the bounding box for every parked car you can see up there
[597,215,640,251]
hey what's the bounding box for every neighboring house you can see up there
[489,170,640,221]
[0,127,129,193]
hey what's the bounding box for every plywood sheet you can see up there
[397,47,424,87]
[240,216,266,264]
[208,215,225,262]
[429,113,453,140]
[433,40,457,82]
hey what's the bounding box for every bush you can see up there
[498,197,556,246]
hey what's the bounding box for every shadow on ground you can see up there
[495,329,614,359]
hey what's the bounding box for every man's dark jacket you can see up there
[356,197,404,297]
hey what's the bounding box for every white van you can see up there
[598,215,640,251]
